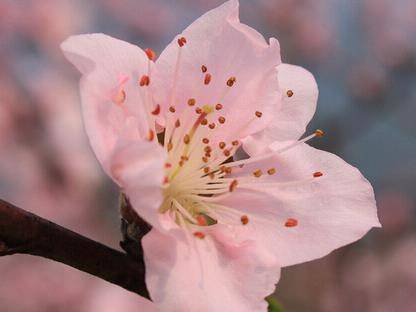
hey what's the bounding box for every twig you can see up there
[0,198,150,299]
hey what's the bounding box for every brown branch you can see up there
[0,198,150,299]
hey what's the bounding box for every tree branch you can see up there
[0,198,150,299]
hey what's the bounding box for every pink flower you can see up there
[61,1,380,310]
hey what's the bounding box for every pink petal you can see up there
[109,140,166,228]
[152,0,281,143]
[61,34,153,173]
[219,143,380,267]
[243,64,318,155]
[143,228,280,312]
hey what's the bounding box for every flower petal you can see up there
[61,34,153,173]
[109,140,166,228]
[152,0,281,143]
[243,63,318,155]
[218,143,380,267]
[143,228,280,312]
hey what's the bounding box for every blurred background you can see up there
[0,0,415,311]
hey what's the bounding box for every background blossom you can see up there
[0,0,415,311]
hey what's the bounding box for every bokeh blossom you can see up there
[61,1,379,310]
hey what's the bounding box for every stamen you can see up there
[255,111,263,118]
[112,89,126,106]
[169,106,176,113]
[204,73,212,85]
[241,215,249,225]
[177,36,187,47]
[219,142,226,149]
[267,168,276,175]
[223,149,231,157]
[313,171,323,178]
[145,48,156,61]
[151,104,160,115]
[229,179,238,192]
[147,129,155,141]
[195,107,202,114]
[232,140,239,146]
[218,116,226,124]
[197,215,207,226]
[285,218,298,227]
[139,75,150,86]
[165,163,172,168]
[201,65,207,73]
[286,90,294,97]
[215,103,223,110]
[175,119,181,128]
[253,169,262,177]
[188,98,196,106]
[193,232,205,239]
[208,123,216,129]
[201,119,208,126]
[314,129,325,137]
[202,138,209,144]
[183,134,190,144]
[226,76,236,87]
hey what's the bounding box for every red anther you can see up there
[225,167,232,174]
[204,73,212,85]
[179,160,184,167]
[188,98,196,106]
[204,146,212,153]
[147,129,155,141]
[205,152,211,158]
[267,168,276,175]
[314,129,325,137]
[202,156,208,163]
[151,104,160,115]
[183,134,190,144]
[313,171,323,178]
[175,119,181,128]
[229,179,238,192]
[139,75,150,86]
[181,155,189,161]
[177,37,187,47]
[286,89,294,97]
[253,169,262,177]
[145,48,156,61]
[169,106,176,113]
[195,107,202,114]
[255,111,263,118]
[163,176,169,184]
[223,149,230,157]
[202,138,209,144]
[226,76,236,87]
[219,142,226,149]
[208,123,216,129]
[201,65,207,73]
[164,163,172,168]
[218,116,225,124]
[285,218,298,227]
[232,140,239,146]
[193,231,205,239]
[203,167,210,174]
[215,103,223,110]
[241,215,249,225]
[201,118,208,126]
[197,215,207,226]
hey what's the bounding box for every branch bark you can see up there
[0,198,150,299]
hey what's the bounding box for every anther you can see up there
[201,119,208,126]
[145,48,156,61]
[202,156,208,163]
[208,123,216,129]
[139,75,150,86]
[147,129,155,141]
[193,231,205,239]
[183,134,190,144]
[181,155,189,161]
[201,65,207,73]
[204,146,212,153]
[202,138,209,144]
[112,89,126,105]
[177,37,187,47]
[255,111,263,118]
[313,171,323,178]
[223,149,231,157]
[286,90,294,97]
[203,167,210,174]
[226,76,236,87]
[179,160,184,167]
[219,142,226,149]
[188,98,196,106]
[314,129,325,137]
[151,104,160,115]
[197,215,207,226]
[163,176,169,185]
[195,107,202,114]
[285,218,298,227]
[253,169,262,177]
[175,119,181,128]
[218,116,226,124]
[164,163,172,168]
[204,73,212,85]
[215,103,223,110]
[169,106,176,113]
[229,179,238,192]
[267,168,276,175]
[167,142,173,151]
[241,215,249,225]
[232,140,239,146]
